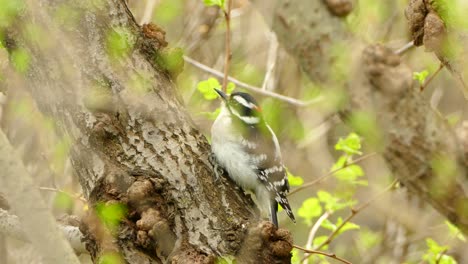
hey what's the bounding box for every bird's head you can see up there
[214,88,263,125]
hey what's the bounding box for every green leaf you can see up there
[335,217,360,235]
[11,48,30,73]
[317,191,356,212]
[335,133,362,155]
[202,0,225,8]
[298,197,322,225]
[53,192,74,211]
[333,164,364,182]
[106,27,134,60]
[99,252,124,264]
[320,219,336,231]
[312,236,329,250]
[413,70,429,85]
[216,255,236,264]
[197,78,221,100]
[96,203,128,230]
[226,82,236,94]
[445,220,466,242]
[291,249,301,264]
[287,169,304,187]
[423,238,457,264]
[358,228,382,250]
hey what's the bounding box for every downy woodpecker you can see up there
[211,88,295,227]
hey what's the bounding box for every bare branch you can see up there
[222,0,233,92]
[293,245,352,264]
[288,152,378,197]
[183,56,322,106]
[314,180,398,250]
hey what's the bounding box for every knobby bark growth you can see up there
[1,0,293,263]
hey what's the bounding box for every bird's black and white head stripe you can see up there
[214,89,262,125]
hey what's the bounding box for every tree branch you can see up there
[0,209,86,254]
[0,130,80,263]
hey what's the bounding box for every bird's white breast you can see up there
[211,107,259,191]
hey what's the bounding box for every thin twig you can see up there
[221,0,232,92]
[288,152,377,197]
[420,63,444,91]
[394,41,414,55]
[39,187,87,203]
[140,0,158,25]
[184,56,321,106]
[262,31,278,91]
[314,180,398,250]
[302,211,331,264]
[293,245,352,264]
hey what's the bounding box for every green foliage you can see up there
[357,228,382,250]
[99,252,124,264]
[154,0,184,24]
[445,221,466,242]
[106,27,134,60]
[155,47,184,77]
[413,70,429,85]
[321,217,359,236]
[291,248,301,264]
[0,0,24,28]
[202,0,225,9]
[298,197,322,225]
[96,203,128,230]
[197,78,234,100]
[312,236,329,250]
[422,238,457,264]
[216,255,236,264]
[348,111,382,150]
[317,191,356,212]
[53,192,74,211]
[11,48,30,73]
[331,133,368,186]
[287,169,304,187]
[335,133,362,156]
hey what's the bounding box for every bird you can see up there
[210,88,295,227]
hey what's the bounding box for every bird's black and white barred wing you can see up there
[242,124,296,224]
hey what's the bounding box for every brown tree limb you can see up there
[1,0,292,263]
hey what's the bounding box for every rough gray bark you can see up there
[1,0,292,263]
[254,0,468,234]
[0,131,80,264]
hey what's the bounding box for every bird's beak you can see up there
[214,88,228,101]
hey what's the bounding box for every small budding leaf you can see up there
[298,197,322,225]
[444,221,466,242]
[335,133,362,155]
[197,78,221,100]
[335,217,360,235]
[287,169,304,187]
[312,236,329,250]
[53,192,74,211]
[291,248,301,264]
[96,203,128,230]
[422,238,457,264]
[99,252,124,264]
[216,255,236,264]
[202,0,225,8]
[413,70,429,85]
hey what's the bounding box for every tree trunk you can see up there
[254,0,468,234]
[2,0,292,263]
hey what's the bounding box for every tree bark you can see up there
[1,0,292,263]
